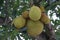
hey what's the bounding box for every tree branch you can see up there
[44,23,56,40]
[4,0,10,25]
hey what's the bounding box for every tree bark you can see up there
[44,23,56,40]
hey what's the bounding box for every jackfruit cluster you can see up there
[12,5,50,37]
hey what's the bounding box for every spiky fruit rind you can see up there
[22,11,29,18]
[12,15,26,29]
[29,6,41,21]
[27,20,44,37]
[40,13,50,24]
[40,6,45,12]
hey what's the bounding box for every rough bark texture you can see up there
[44,23,56,40]
[35,32,48,40]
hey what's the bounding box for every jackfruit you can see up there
[40,6,45,12]
[40,13,50,24]
[27,20,44,37]
[22,11,29,19]
[29,6,41,21]
[12,15,26,29]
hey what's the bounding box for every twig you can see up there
[29,0,33,7]
[4,0,10,25]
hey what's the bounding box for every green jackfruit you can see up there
[40,13,50,24]
[22,11,29,19]
[40,6,45,12]
[12,15,26,29]
[27,20,44,37]
[29,6,41,21]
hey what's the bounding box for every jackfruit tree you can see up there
[0,0,60,40]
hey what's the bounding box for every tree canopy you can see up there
[0,0,60,40]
